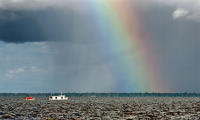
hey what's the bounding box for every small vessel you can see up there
[49,92,68,100]
[25,97,35,101]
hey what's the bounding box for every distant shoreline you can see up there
[0,93,200,97]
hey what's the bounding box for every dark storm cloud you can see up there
[0,8,74,43]
[0,10,45,43]
[141,5,200,92]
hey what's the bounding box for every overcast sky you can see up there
[0,0,199,93]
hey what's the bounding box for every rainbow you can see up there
[89,0,166,92]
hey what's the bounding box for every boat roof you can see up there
[50,95,67,97]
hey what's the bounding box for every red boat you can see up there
[25,97,35,100]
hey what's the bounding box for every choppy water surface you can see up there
[0,97,200,119]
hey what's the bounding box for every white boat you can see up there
[49,93,68,100]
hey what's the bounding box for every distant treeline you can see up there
[0,93,200,97]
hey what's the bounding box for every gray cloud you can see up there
[145,0,200,22]
[172,8,189,19]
